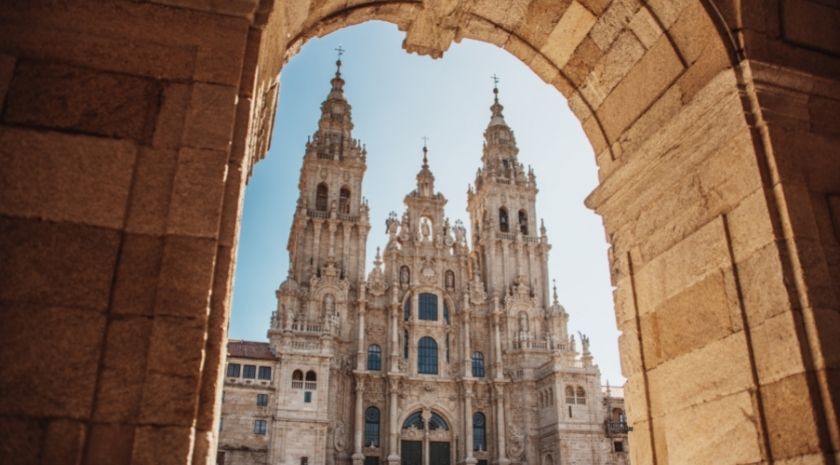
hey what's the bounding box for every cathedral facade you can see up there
[217,62,629,465]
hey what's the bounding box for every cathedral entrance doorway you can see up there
[400,410,453,465]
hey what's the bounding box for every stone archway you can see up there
[0,1,838,465]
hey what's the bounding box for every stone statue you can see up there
[420,217,432,240]
[333,421,347,452]
[400,266,410,287]
[579,332,590,354]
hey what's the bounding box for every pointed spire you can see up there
[552,279,559,305]
[422,136,429,169]
[489,73,506,125]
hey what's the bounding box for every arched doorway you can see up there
[400,409,453,465]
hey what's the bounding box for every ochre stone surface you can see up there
[0,0,837,464]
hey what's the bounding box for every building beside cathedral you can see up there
[217,60,629,465]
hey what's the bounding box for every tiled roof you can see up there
[227,340,276,360]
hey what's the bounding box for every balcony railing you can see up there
[606,421,630,436]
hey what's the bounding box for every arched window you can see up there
[315,183,328,211]
[417,337,438,374]
[543,454,554,465]
[364,407,380,447]
[339,186,351,214]
[518,209,528,235]
[565,385,575,403]
[367,344,382,371]
[403,411,424,429]
[499,208,509,232]
[292,369,303,388]
[429,413,448,430]
[403,295,411,321]
[305,370,317,390]
[471,351,485,377]
[576,386,586,405]
[418,293,438,321]
[473,412,486,451]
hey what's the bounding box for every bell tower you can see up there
[286,53,370,289]
[467,81,552,309]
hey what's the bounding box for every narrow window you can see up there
[226,363,241,378]
[518,209,528,235]
[305,370,317,390]
[315,183,328,211]
[403,294,411,321]
[254,419,267,435]
[417,337,438,374]
[364,407,380,448]
[339,186,351,214]
[258,366,272,380]
[445,336,450,363]
[304,391,312,403]
[367,344,382,371]
[403,329,409,360]
[443,301,450,324]
[301,458,308,465]
[473,412,486,451]
[499,208,509,232]
[256,393,269,406]
[614,441,624,452]
[418,293,438,321]
[292,369,303,388]
[243,365,256,379]
[471,352,485,378]
[364,457,380,465]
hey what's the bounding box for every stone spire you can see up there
[305,50,365,162]
[415,140,435,197]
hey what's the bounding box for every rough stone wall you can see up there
[0,0,838,464]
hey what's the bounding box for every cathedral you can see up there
[217,59,629,465]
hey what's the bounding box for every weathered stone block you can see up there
[540,0,597,70]
[139,371,201,426]
[662,391,763,464]
[111,234,165,317]
[182,83,239,151]
[41,419,86,465]
[0,303,105,419]
[0,218,120,311]
[588,0,641,51]
[628,6,661,49]
[167,148,229,238]
[762,372,824,459]
[0,416,42,465]
[596,34,683,142]
[131,426,192,465]
[516,0,574,49]
[562,36,602,88]
[641,271,736,368]
[647,331,753,416]
[147,315,208,378]
[0,127,137,229]
[154,235,218,319]
[152,83,192,150]
[125,149,178,236]
[634,216,730,315]
[93,316,153,423]
[583,30,645,106]
[3,60,161,141]
[736,241,798,323]
[85,423,135,465]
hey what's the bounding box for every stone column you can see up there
[352,376,365,465]
[422,409,431,465]
[493,383,510,465]
[462,296,472,378]
[327,220,337,258]
[356,289,367,371]
[357,224,369,282]
[341,225,351,274]
[389,301,400,372]
[491,296,503,379]
[312,221,323,272]
[387,376,401,465]
[485,238,497,294]
[464,382,477,464]
[500,240,509,288]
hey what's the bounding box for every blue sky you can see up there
[230,21,624,384]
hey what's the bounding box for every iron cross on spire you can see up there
[421,136,429,166]
[335,45,345,73]
[491,73,500,101]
